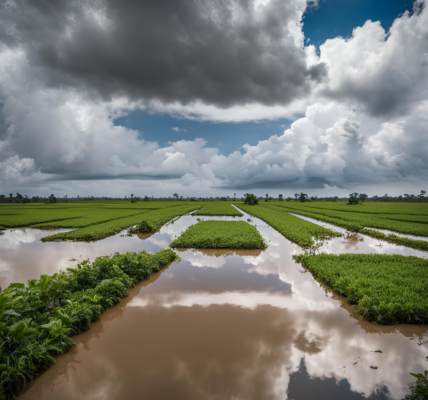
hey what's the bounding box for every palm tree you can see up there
[173,193,178,200]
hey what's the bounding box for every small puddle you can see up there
[3,210,426,400]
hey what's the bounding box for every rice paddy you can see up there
[236,203,340,248]
[170,221,266,249]
[1,200,427,399]
[296,253,428,324]
[192,203,243,216]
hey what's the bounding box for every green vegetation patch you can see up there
[274,203,428,236]
[297,253,428,324]
[41,213,150,241]
[33,210,149,229]
[129,205,200,234]
[193,202,243,216]
[170,221,266,249]
[269,204,428,251]
[236,204,340,248]
[0,249,178,399]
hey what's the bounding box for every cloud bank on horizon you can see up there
[0,0,427,197]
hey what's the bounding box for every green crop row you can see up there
[41,213,151,242]
[268,204,428,251]
[297,253,428,324]
[32,209,149,229]
[170,221,266,249]
[129,205,201,234]
[273,201,428,216]
[274,203,428,236]
[360,229,428,252]
[0,249,177,399]
[235,204,340,248]
[192,203,243,216]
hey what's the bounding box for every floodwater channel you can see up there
[0,209,426,399]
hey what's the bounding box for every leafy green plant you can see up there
[404,370,428,399]
[0,248,178,399]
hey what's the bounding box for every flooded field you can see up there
[1,210,427,399]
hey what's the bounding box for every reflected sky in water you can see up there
[3,208,427,400]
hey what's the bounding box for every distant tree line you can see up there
[1,190,427,203]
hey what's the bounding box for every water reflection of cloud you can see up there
[0,229,37,249]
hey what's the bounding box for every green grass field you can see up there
[298,253,428,324]
[236,203,340,248]
[128,204,201,234]
[192,202,243,216]
[170,221,266,249]
[267,202,428,251]
[273,202,428,236]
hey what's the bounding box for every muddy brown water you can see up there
[0,210,426,399]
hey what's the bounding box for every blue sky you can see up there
[114,0,412,155]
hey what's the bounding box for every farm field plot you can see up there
[298,253,428,324]
[170,221,266,249]
[236,203,340,248]
[32,209,150,229]
[274,201,428,215]
[128,204,201,234]
[193,202,243,216]
[272,203,428,236]
[1,200,427,400]
[40,212,153,241]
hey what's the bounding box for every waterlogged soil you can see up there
[1,210,426,400]
[289,212,428,243]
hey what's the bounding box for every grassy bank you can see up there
[0,249,178,399]
[235,204,340,248]
[170,221,266,249]
[296,253,428,324]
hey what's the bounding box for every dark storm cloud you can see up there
[0,0,314,107]
[45,173,178,181]
[224,178,327,190]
